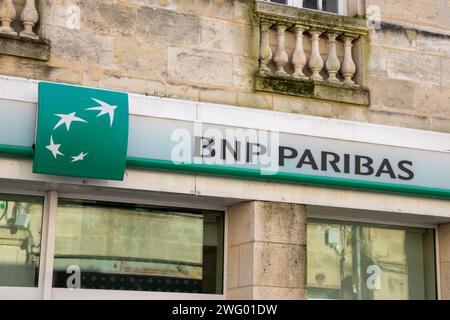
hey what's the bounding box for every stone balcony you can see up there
[0,0,49,60]
[254,1,370,106]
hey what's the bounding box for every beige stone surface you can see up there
[227,201,254,247]
[441,262,450,300]
[439,223,450,263]
[253,242,306,288]
[253,287,306,300]
[227,201,307,300]
[1,0,448,133]
[227,246,239,289]
[227,286,253,300]
[253,202,307,245]
[238,243,254,287]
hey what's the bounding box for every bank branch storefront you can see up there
[0,76,449,300]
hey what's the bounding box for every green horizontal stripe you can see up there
[126,157,450,200]
[1,144,450,200]
[0,145,34,158]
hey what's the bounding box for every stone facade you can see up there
[0,0,448,132]
[227,201,307,300]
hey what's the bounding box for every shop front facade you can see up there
[0,0,449,300]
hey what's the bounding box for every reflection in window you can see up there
[307,220,437,300]
[52,200,224,294]
[0,194,43,287]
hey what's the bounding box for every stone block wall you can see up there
[0,0,449,130]
[227,201,307,299]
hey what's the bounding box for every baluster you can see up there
[20,0,39,39]
[308,29,324,81]
[292,24,309,79]
[341,34,358,86]
[325,32,341,83]
[273,24,288,76]
[259,19,272,74]
[0,0,17,36]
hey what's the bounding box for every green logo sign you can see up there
[33,82,129,180]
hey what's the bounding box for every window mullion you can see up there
[41,191,58,300]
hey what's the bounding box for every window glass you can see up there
[0,194,43,287]
[307,220,436,300]
[322,0,339,13]
[52,199,224,294]
[303,0,319,10]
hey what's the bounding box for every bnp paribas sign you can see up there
[33,82,129,180]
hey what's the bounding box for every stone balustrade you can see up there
[258,19,361,86]
[254,1,370,105]
[0,0,39,39]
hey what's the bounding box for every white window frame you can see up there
[0,188,228,300]
[263,0,348,16]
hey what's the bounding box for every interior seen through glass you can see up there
[52,199,225,294]
[307,219,437,300]
[0,194,43,288]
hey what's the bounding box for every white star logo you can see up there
[85,98,118,127]
[54,112,87,131]
[46,136,64,159]
[71,152,89,163]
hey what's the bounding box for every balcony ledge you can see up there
[0,33,50,61]
[255,72,370,106]
[255,1,369,37]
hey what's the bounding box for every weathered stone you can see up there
[199,88,238,105]
[199,16,249,55]
[166,83,200,101]
[388,50,441,85]
[227,246,239,289]
[0,33,50,61]
[415,84,444,115]
[439,223,450,263]
[253,242,306,288]
[113,37,168,80]
[135,7,201,47]
[227,201,254,247]
[168,47,233,86]
[255,73,370,106]
[368,76,416,110]
[233,55,257,90]
[367,45,387,74]
[368,110,433,131]
[80,1,138,36]
[228,287,253,300]
[370,24,416,49]
[44,26,114,68]
[254,202,306,245]
[253,287,306,300]
[237,91,273,109]
[83,72,166,96]
[417,31,450,58]
[441,262,450,300]
[273,95,337,117]
[442,57,450,88]
[238,242,254,287]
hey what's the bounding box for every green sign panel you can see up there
[33,82,129,180]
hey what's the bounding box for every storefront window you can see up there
[52,199,224,294]
[0,194,43,287]
[307,219,437,300]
